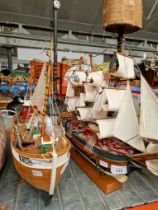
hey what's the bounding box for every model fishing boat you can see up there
[10,64,71,195]
[10,61,71,195]
[10,0,71,195]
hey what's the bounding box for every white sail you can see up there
[77,107,93,121]
[70,71,86,86]
[96,119,115,139]
[66,81,75,97]
[104,88,126,111]
[77,106,107,122]
[102,104,109,111]
[84,84,98,102]
[79,93,86,106]
[87,71,104,87]
[140,75,158,141]
[93,109,108,120]
[145,143,158,176]
[30,63,46,112]
[112,83,145,152]
[64,64,91,80]
[93,91,107,112]
[67,97,78,112]
[111,53,135,79]
[67,95,85,112]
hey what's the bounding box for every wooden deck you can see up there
[1,150,158,210]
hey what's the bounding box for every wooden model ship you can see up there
[62,0,158,180]
[64,54,158,179]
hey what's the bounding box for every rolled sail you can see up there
[103,0,143,34]
[140,75,158,141]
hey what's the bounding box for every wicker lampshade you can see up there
[103,0,142,34]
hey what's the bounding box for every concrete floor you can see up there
[1,151,158,210]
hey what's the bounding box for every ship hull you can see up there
[10,130,71,195]
[67,132,131,176]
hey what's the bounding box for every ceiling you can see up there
[0,0,158,59]
[0,0,158,42]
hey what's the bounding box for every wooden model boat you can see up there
[10,127,70,194]
[9,57,71,195]
[63,54,158,180]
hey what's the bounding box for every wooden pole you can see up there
[129,152,158,161]
[53,0,59,100]
[117,29,125,54]
[89,54,93,69]
[79,56,83,70]
[41,43,53,136]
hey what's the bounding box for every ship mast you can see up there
[117,28,125,54]
[52,0,61,101]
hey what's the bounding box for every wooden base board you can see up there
[71,148,122,194]
[0,208,10,210]
[126,201,158,210]
[18,176,26,184]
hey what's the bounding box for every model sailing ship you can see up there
[9,0,71,195]
[63,0,158,179]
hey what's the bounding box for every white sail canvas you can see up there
[104,88,126,111]
[96,119,115,139]
[145,142,158,176]
[84,84,98,102]
[111,53,135,79]
[87,71,104,87]
[113,83,145,152]
[67,97,77,112]
[140,75,158,141]
[93,91,107,112]
[30,63,46,113]
[66,81,75,98]
[93,109,108,120]
[79,93,86,106]
[77,107,93,121]
[67,95,85,112]
[70,71,86,86]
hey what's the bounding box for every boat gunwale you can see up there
[71,132,129,162]
[10,129,71,159]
